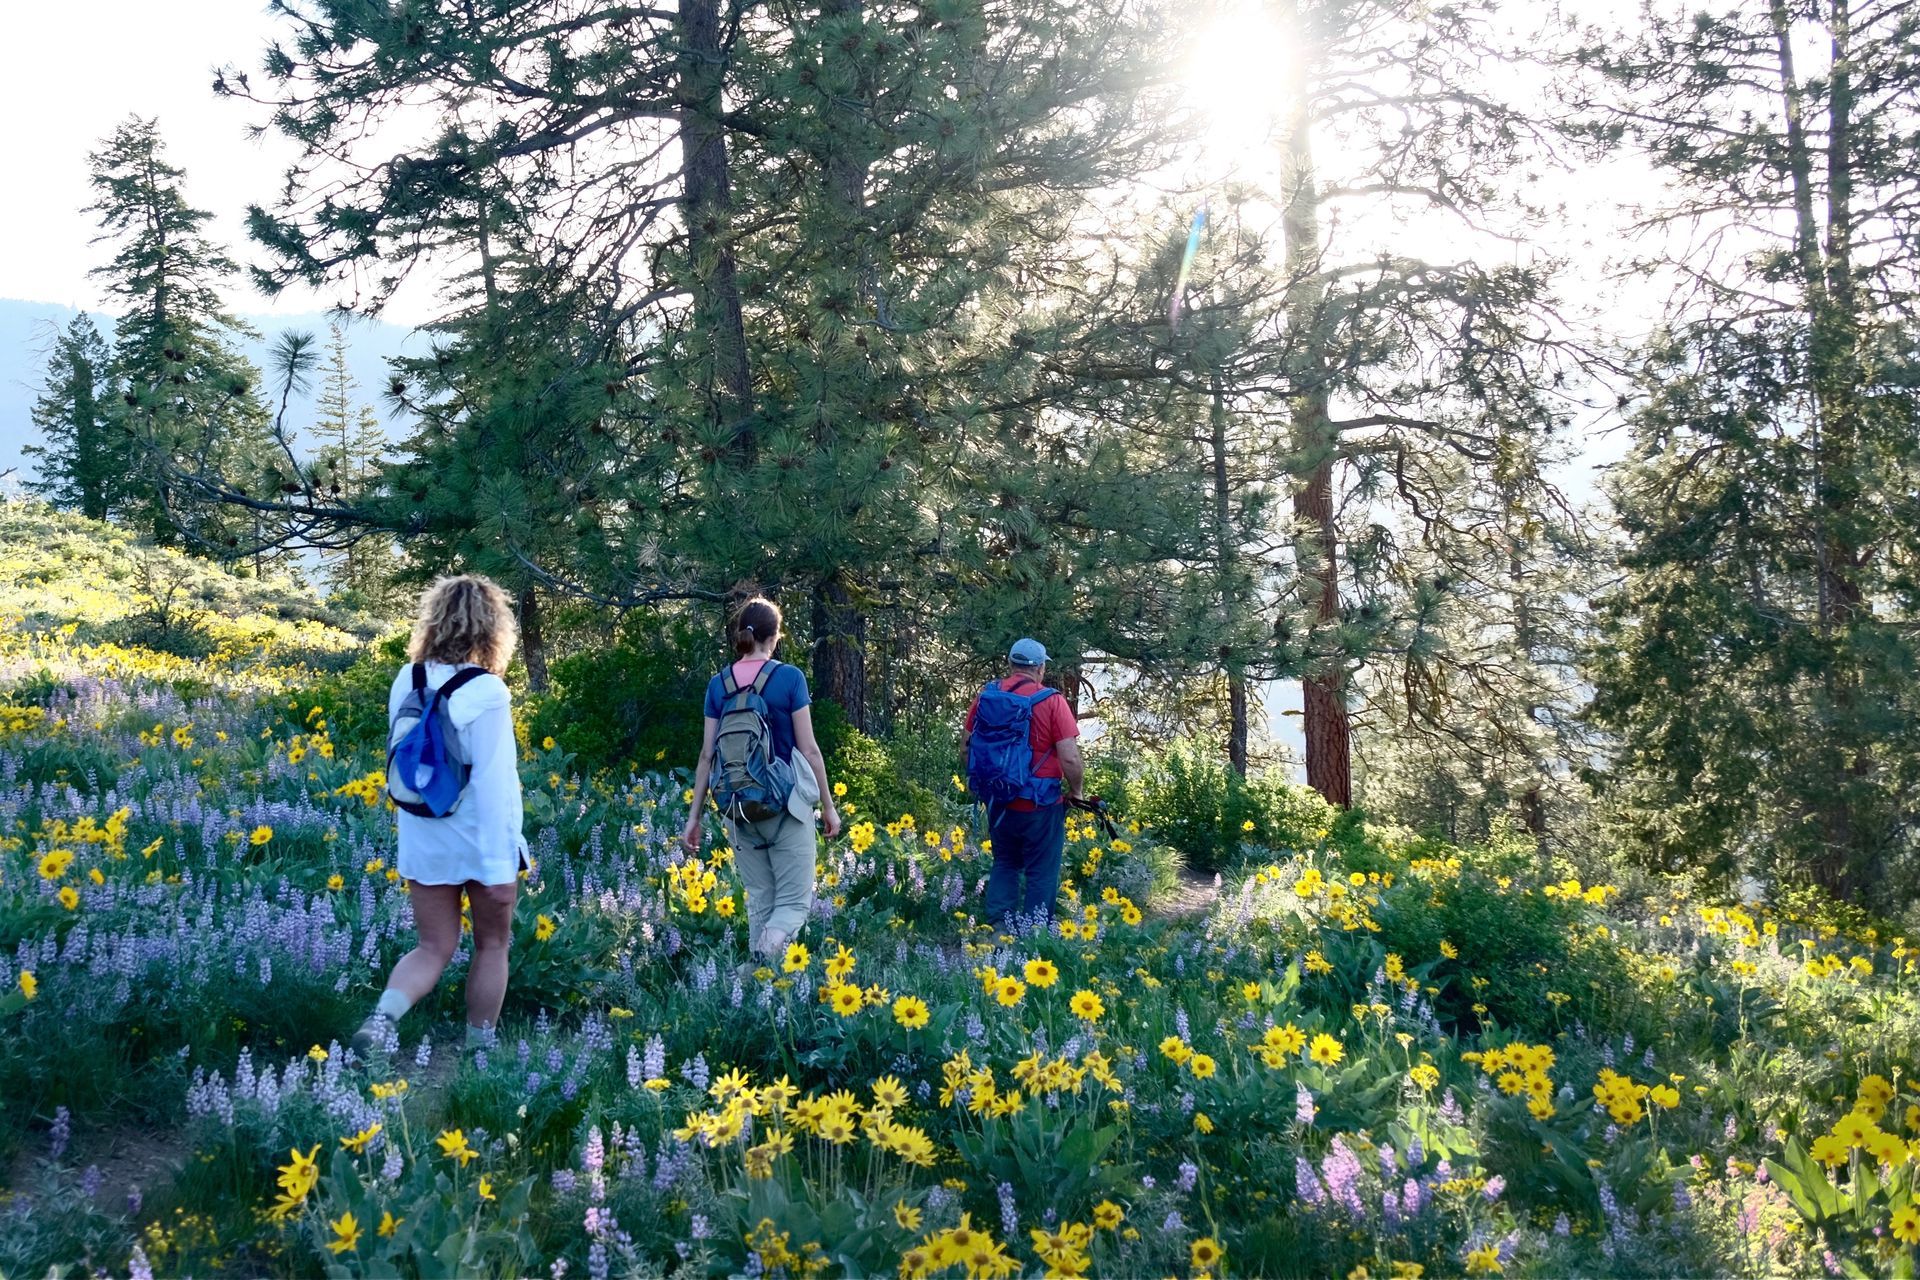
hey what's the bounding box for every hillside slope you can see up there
[0,499,385,687]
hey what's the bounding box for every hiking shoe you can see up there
[350,1013,395,1059]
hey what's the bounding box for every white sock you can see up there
[375,989,413,1020]
[465,1022,494,1049]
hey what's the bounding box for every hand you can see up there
[822,805,843,839]
[680,816,702,855]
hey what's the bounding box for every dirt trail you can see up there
[1152,867,1221,920]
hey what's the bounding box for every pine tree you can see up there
[1353,494,1599,849]
[309,325,394,604]
[1262,0,1578,809]
[86,116,278,551]
[25,313,121,520]
[235,0,1179,724]
[1572,0,1920,903]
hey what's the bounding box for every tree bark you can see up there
[811,569,869,731]
[1227,674,1250,777]
[518,585,550,693]
[807,0,874,732]
[676,0,754,444]
[1210,375,1249,776]
[1280,29,1352,808]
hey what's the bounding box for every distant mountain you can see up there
[0,297,425,486]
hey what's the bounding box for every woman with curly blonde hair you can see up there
[353,574,527,1055]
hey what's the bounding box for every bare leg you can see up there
[385,882,463,1002]
[464,880,517,1030]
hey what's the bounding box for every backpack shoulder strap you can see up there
[750,660,779,696]
[412,663,428,694]
[721,665,741,697]
[437,666,488,704]
[1025,686,1060,709]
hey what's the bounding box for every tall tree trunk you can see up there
[1509,521,1547,849]
[811,569,869,730]
[518,586,550,693]
[1771,0,1865,894]
[1227,675,1250,777]
[1280,34,1352,808]
[809,0,873,730]
[677,0,754,446]
[1210,374,1249,776]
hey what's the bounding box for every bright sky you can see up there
[0,0,442,325]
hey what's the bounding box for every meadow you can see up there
[2,503,1917,1279]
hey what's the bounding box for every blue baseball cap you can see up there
[1008,638,1049,665]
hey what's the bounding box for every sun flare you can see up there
[1182,1,1294,168]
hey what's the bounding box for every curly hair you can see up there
[408,575,518,675]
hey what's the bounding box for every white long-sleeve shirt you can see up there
[387,662,527,886]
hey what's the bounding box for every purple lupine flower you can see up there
[1672,1181,1692,1211]
[998,1181,1019,1237]
[1403,1177,1423,1216]
[81,1165,102,1198]
[128,1246,154,1280]
[1162,1209,1184,1233]
[1482,1175,1505,1202]
[1295,1084,1317,1126]
[642,1035,665,1080]
[1322,1137,1367,1219]
[1177,1161,1199,1193]
[584,1127,607,1203]
[1439,1089,1463,1126]
[49,1106,70,1162]
[1295,1156,1324,1207]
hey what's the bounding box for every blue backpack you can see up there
[385,664,485,818]
[966,679,1062,806]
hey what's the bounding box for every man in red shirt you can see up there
[961,638,1084,927]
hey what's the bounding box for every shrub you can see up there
[810,700,947,827]
[283,633,410,760]
[1090,741,1353,871]
[524,612,713,775]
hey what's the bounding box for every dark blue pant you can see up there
[984,802,1066,927]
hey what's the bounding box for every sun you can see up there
[1181,1,1294,170]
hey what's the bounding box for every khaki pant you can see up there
[728,812,817,959]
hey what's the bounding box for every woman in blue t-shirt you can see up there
[681,597,841,962]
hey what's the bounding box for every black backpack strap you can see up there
[435,666,488,705]
[412,663,428,693]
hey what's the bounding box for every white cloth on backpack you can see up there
[787,750,822,824]
[386,662,527,886]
